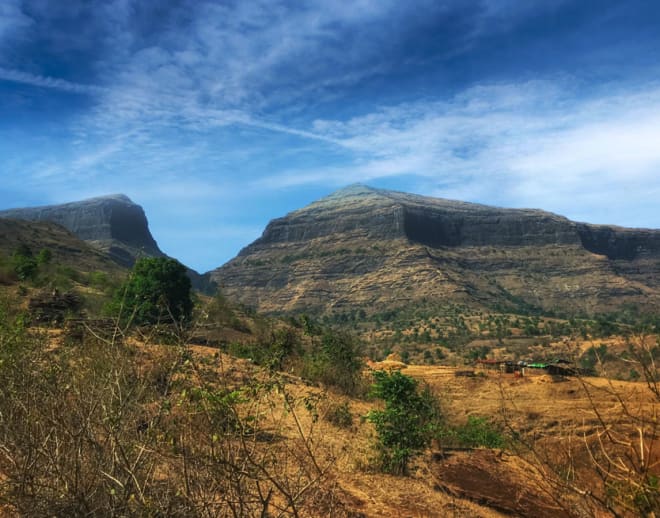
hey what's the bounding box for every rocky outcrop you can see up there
[212,184,660,316]
[0,194,161,266]
[0,195,214,292]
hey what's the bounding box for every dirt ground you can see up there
[174,345,658,517]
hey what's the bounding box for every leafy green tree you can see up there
[367,370,440,475]
[12,245,37,281]
[115,257,192,325]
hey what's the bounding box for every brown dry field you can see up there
[173,343,659,518]
[2,330,655,517]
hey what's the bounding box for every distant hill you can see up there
[0,195,214,293]
[0,194,163,267]
[211,184,660,317]
[0,217,123,276]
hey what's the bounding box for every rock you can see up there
[211,184,660,316]
[28,290,83,325]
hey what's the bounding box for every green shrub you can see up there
[12,245,37,281]
[367,370,441,475]
[0,256,17,285]
[88,270,110,289]
[227,327,301,371]
[36,248,52,265]
[111,257,193,326]
[303,330,364,395]
[453,415,505,449]
[255,327,301,370]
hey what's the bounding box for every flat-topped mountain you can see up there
[0,195,214,292]
[0,194,162,266]
[212,184,660,316]
[240,184,660,258]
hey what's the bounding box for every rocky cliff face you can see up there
[212,185,660,316]
[0,195,214,292]
[0,194,162,266]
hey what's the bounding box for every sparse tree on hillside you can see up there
[12,244,37,281]
[114,257,193,325]
[367,370,441,475]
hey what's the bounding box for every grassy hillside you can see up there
[0,218,123,279]
[0,218,128,320]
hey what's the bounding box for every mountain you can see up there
[0,217,123,278]
[0,194,161,266]
[0,195,214,292]
[211,184,660,317]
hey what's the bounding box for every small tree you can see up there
[115,257,192,325]
[367,370,440,475]
[12,244,37,281]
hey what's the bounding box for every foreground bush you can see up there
[0,302,348,516]
[367,370,441,475]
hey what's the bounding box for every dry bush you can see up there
[501,333,660,518]
[0,302,351,517]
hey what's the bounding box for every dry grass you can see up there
[0,319,657,517]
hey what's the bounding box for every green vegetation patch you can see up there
[367,370,441,475]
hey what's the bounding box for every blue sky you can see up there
[1,0,660,272]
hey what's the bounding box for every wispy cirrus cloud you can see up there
[260,79,660,226]
[0,67,106,95]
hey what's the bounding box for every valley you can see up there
[0,187,658,517]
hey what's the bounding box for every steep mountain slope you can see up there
[211,184,660,316]
[0,195,214,292]
[0,194,162,267]
[0,217,124,278]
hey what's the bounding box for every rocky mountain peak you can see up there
[318,183,381,201]
[86,193,134,204]
[0,194,162,266]
[213,185,660,316]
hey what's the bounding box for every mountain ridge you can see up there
[213,184,660,316]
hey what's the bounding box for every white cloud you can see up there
[0,0,32,49]
[0,67,106,95]
[259,79,660,226]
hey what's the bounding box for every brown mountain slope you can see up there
[211,184,660,316]
[0,218,124,278]
[0,195,214,292]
